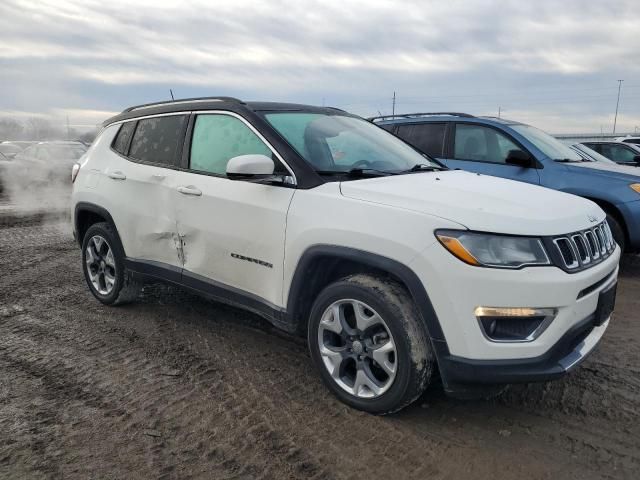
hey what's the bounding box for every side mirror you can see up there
[633,155,640,165]
[505,149,533,167]
[226,154,274,179]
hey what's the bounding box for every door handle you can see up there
[107,171,126,180]
[177,185,202,196]
[151,174,166,181]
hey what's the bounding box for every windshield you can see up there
[511,124,583,162]
[265,113,441,175]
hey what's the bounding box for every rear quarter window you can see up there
[112,121,136,155]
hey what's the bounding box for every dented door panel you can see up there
[173,171,294,308]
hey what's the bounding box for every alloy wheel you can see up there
[317,299,397,398]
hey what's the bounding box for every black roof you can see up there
[103,97,349,127]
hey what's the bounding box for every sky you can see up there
[0,0,639,134]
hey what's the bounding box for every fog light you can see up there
[474,307,556,342]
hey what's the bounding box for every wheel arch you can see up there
[582,196,628,246]
[286,245,446,343]
[74,202,124,253]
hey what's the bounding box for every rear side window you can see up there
[112,122,136,155]
[395,123,446,157]
[189,114,273,175]
[129,115,187,166]
[600,144,637,163]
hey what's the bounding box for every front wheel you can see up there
[308,274,433,414]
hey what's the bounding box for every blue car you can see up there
[372,113,640,252]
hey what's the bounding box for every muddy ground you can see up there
[0,210,638,480]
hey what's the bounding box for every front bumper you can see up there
[435,311,609,396]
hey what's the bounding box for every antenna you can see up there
[169,89,175,101]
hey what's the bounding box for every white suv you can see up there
[71,97,620,414]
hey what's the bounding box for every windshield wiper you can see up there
[315,168,396,177]
[406,163,444,172]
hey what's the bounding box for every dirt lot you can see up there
[0,212,638,480]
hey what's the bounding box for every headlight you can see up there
[435,230,550,268]
[629,183,640,194]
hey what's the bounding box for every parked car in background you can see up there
[374,113,640,252]
[580,141,640,166]
[570,143,616,164]
[614,136,640,147]
[0,143,23,159]
[13,141,87,183]
[71,97,618,413]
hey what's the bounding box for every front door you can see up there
[173,112,295,309]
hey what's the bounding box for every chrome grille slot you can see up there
[550,221,614,271]
[595,226,606,255]
[585,230,599,259]
[553,237,578,268]
[572,234,590,264]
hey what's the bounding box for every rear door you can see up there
[441,123,540,184]
[172,112,295,308]
[103,115,187,277]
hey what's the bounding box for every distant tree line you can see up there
[0,117,98,144]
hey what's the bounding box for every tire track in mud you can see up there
[1,222,640,479]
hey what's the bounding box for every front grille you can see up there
[551,221,615,271]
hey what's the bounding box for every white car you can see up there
[71,97,620,414]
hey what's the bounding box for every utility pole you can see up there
[392,91,396,116]
[169,89,175,101]
[613,79,623,134]
[498,106,501,119]
[66,116,70,141]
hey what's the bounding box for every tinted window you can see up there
[600,144,637,163]
[395,123,446,157]
[622,139,640,145]
[190,114,273,175]
[113,121,136,155]
[129,115,186,166]
[454,124,521,164]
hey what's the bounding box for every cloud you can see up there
[0,0,638,132]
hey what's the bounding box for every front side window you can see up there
[265,113,439,174]
[453,124,522,163]
[189,114,274,175]
[129,115,186,166]
[601,144,637,163]
[395,123,446,157]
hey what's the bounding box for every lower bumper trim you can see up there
[436,313,608,396]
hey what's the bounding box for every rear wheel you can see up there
[81,222,141,305]
[308,274,433,414]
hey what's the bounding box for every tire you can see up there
[308,274,433,414]
[81,221,141,305]
[606,214,625,253]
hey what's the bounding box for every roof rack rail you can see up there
[369,112,475,122]
[122,96,244,113]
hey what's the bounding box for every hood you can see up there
[339,170,604,236]
[566,161,640,182]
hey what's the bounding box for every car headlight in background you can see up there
[435,230,550,268]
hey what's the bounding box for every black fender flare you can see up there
[74,202,124,252]
[286,245,447,343]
